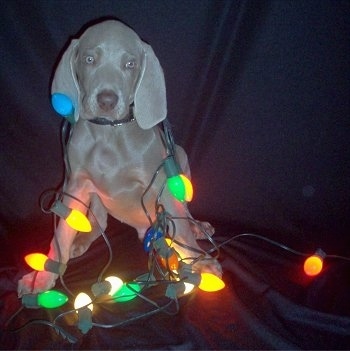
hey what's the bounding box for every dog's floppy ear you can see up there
[51,39,80,122]
[133,42,167,129]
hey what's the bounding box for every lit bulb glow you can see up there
[159,246,179,271]
[25,253,48,271]
[180,174,193,202]
[74,292,93,334]
[50,201,92,232]
[74,292,93,311]
[183,282,195,295]
[112,283,141,302]
[165,238,173,246]
[165,238,185,260]
[167,175,193,202]
[304,255,323,276]
[105,276,124,296]
[198,273,225,292]
[24,253,66,274]
[38,290,68,308]
[143,227,163,252]
[51,93,75,124]
[164,156,193,202]
[66,209,92,232]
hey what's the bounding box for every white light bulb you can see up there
[74,292,93,312]
[183,282,195,295]
[105,276,123,296]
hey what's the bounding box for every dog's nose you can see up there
[97,90,118,111]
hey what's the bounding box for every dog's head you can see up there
[51,20,167,129]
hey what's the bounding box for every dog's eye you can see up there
[125,60,136,69]
[85,56,95,64]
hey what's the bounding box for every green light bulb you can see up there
[22,290,68,309]
[167,175,186,202]
[38,290,68,308]
[163,157,193,202]
[112,282,141,302]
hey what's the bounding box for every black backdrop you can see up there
[1,1,350,350]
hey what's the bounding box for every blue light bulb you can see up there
[51,93,75,123]
[143,227,163,252]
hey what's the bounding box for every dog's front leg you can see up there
[160,195,223,278]
[18,180,92,296]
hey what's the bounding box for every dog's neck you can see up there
[88,115,135,127]
[88,106,135,127]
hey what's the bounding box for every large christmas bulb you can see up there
[50,201,92,232]
[112,282,141,302]
[25,253,48,271]
[74,292,93,311]
[153,237,179,271]
[24,253,67,274]
[198,273,225,292]
[51,93,75,124]
[164,157,193,202]
[143,227,163,252]
[304,249,326,276]
[91,276,124,297]
[159,250,179,271]
[74,292,93,334]
[22,290,68,309]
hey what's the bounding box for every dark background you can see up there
[0,1,349,349]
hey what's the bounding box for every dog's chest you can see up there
[68,122,165,195]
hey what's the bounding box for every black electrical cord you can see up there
[11,116,350,344]
[206,232,350,262]
[92,298,178,329]
[8,319,78,344]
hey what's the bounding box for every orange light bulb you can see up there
[25,253,48,271]
[160,250,179,271]
[304,255,323,276]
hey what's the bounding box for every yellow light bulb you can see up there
[198,273,225,292]
[180,174,193,202]
[24,253,48,271]
[164,238,184,260]
[66,209,92,232]
[74,292,93,312]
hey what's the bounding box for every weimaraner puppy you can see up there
[18,20,222,296]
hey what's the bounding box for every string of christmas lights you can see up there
[5,114,350,343]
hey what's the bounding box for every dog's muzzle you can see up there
[97,90,118,112]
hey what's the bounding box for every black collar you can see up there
[88,114,135,126]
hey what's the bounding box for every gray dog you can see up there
[18,20,222,296]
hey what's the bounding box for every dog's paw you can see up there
[17,271,58,297]
[192,257,223,278]
[70,233,93,258]
[190,220,215,239]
